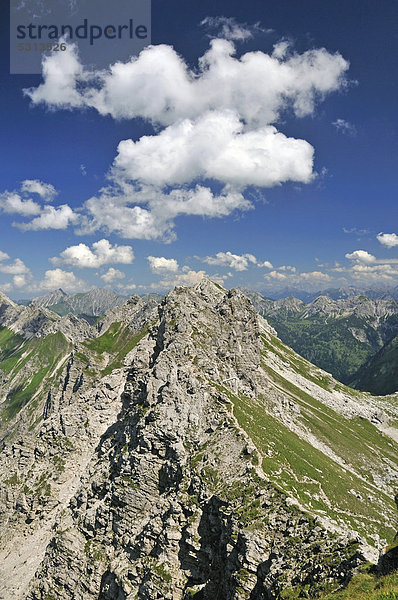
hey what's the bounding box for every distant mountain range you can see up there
[27,288,127,317]
[244,289,398,388]
[263,286,398,302]
[16,288,164,320]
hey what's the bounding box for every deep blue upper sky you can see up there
[0,0,397,298]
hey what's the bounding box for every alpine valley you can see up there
[0,281,398,600]
[244,290,398,390]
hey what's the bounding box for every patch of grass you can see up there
[318,564,398,599]
[152,563,172,583]
[83,322,148,375]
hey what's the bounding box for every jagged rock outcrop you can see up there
[0,281,397,599]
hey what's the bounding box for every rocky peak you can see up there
[31,288,68,308]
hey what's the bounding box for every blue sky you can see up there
[1,0,398,298]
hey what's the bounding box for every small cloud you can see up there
[0,191,41,216]
[202,251,257,271]
[377,232,398,248]
[114,279,136,293]
[15,204,78,231]
[51,239,134,268]
[200,16,265,41]
[0,252,32,290]
[279,265,296,272]
[21,179,57,202]
[152,269,209,290]
[80,164,87,176]
[147,256,179,274]
[202,251,272,271]
[101,268,126,283]
[332,118,357,136]
[299,271,330,281]
[343,227,370,236]
[264,270,287,281]
[39,268,85,292]
[345,250,376,264]
[257,260,273,269]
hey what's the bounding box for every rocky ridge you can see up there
[0,281,397,599]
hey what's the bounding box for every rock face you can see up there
[0,281,397,599]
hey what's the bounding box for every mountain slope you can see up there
[0,282,397,599]
[349,334,398,395]
[246,290,398,384]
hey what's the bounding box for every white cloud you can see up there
[24,42,84,109]
[263,266,332,287]
[100,267,126,283]
[345,250,376,264]
[343,227,369,235]
[79,185,251,241]
[258,260,273,269]
[332,118,357,136]
[299,271,330,281]
[0,282,12,293]
[147,256,179,274]
[0,258,30,275]
[113,111,315,189]
[24,35,349,240]
[0,181,76,232]
[15,204,78,231]
[0,253,32,291]
[40,268,85,292]
[200,16,265,42]
[265,270,287,281]
[153,269,211,290]
[20,179,57,201]
[25,40,348,127]
[0,191,41,216]
[114,279,136,293]
[51,239,134,268]
[377,233,398,248]
[202,251,258,271]
[13,274,28,288]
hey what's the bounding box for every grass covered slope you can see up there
[214,326,398,548]
[0,326,71,423]
[318,565,398,600]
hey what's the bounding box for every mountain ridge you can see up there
[0,281,397,599]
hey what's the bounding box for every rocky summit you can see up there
[0,280,397,599]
